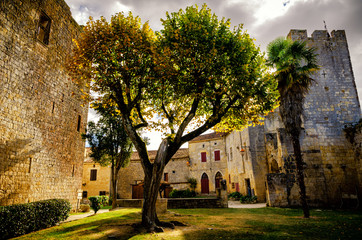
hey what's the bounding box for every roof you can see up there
[130,148,189,161]
[189,132,227,143]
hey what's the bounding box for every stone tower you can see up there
[0,0,88,208]
[265,30,361,207]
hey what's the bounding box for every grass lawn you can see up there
[14,207,362,240]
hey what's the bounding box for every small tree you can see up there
[83,102,133,209]
[187,177,197,192]
[68,5,278,231]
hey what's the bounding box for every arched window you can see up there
[215,172,222,189]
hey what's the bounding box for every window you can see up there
[164,173,168,182]
[230,147,233,161]
[214,150,220,161]
[90,169,97,181]
[99,191,106,196]
[201,152,207,162]
[77,115,81,132]
[82,191,88,198]
[37,11,51,45]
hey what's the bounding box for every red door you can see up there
[201,173,209,194]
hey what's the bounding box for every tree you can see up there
[83,102,133,209]
[267,37,319,218]
[68,5,278,231]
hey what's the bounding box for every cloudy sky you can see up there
[65,0,362,150]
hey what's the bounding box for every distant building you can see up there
[81,148,111,199]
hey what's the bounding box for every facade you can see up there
[188,132,228,194]
[81,148,111,198]
[117,149,190,199]
[0,0,87,208]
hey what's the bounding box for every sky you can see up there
[64,0,362,150]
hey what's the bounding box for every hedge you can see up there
[169,189,196,198]
[0,199,71,239]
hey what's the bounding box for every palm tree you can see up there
[267,37,319,218]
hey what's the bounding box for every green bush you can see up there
[240,195,258,203]
[228,191,242,200]
[88,195,109,213]
[169,189,196,198]
[0,199,71,239]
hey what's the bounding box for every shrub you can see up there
[240,195,258,203]
[79,204,90,212]
[88,195,108,213]
[169,189,196,198]
[0,199,71,239]
[228,191,242,200]
[187,177,197,191]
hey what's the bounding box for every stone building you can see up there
[117,149,190,199]
[81,148,110,198]
[264,30,361,207]
[0,0,87,208]
[188,132,228,194]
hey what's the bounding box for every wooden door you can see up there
[201,173,209,194]
[215,172,222,189]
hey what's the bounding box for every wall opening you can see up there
[37,11,51,45]
[77,115,81,132]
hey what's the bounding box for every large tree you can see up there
[68,5,278,231]
[267,37,319,218]
[83,102,133,210]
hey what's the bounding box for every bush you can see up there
[240,195,258,203]
[169,189,196,198]
[88,195,109,213]
[228,191,242,200]
[0,199,71,239]
[79,204,90,212]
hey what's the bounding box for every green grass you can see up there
[14,207,362,240]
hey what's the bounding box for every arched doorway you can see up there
[215,172,223,189]
[201,173,209,194]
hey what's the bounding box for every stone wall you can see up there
[167,198,225,209]
[117,150,190,199]
[0,0,87,208]
[266,30,361,208]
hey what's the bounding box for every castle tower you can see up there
[0,0,88,208]
[265,30,361,207]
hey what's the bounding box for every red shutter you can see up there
[214,150,220,161]
[201,152,207,162]
[235,183,240,192]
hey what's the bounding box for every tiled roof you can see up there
[130,148,189,161]
[189,132,227,143]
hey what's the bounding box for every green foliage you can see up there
[240,195,258,203]
[0,199,70,239]
[169,189,196,198]
[187,177,197,191]
[88,196,107,214]
[228,191,242,200]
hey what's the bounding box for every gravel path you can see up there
[228,201,266,208]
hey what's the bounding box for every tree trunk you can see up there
[291,135,310,218]
[141,166,165,231]
[111,165,118,209]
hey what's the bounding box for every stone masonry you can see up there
[0,0,87,208]
[265,30,361,207]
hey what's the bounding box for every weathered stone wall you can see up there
[188,135,228,194]
[0,0,87,208]
[82,162,111,198]
[167,198,224,209]
[266,30,361,208]
[117,153,190,199]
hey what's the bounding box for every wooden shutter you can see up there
[214,150,220,161]
[201,152,207,162]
